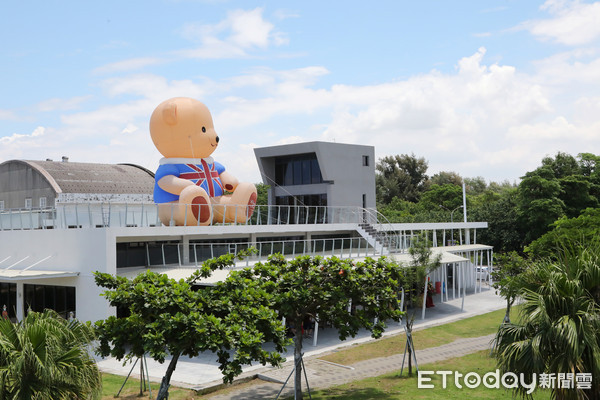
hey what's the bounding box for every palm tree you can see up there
[0,309,102,399]
[494,243,600,399]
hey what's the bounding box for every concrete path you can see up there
[96,286,505,395]
[204,333,496,399]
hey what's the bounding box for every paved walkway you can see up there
[204,333,496,399]
[97,287,505,396]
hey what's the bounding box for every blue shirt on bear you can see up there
[154,157,226,203]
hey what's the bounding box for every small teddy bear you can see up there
[150,97,257,226]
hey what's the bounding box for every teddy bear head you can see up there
[150,97,219,159]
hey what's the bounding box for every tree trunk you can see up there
[504,299,512,324]
[156,352,180,400]
[294,320,304,400]
[408,345,413,376]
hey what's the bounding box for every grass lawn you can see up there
[287,350,551,400]
[101,373,197,400]
[319,306,514,366]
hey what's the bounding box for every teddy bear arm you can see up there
[158,174,195,195]
[219,171,239,192]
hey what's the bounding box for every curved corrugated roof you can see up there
[5,160,155,194]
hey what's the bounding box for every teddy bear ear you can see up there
[162,102,178,126]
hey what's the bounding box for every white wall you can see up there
[0,228,115,323]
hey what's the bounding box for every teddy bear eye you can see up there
[202,126,206,133]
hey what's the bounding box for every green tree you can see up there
[225,254,405,400]
[526,208,600,259]
[400,234,442,376]
[376,154,429,204]
[491,251,527,323]
[494,242,600,399]
[0,310,101,400]
[463,176,487,196]
[516,152,600,245]
[94,252,288,400]
[541,151,580,178]
[430,171,463,187]
[419,184,463,212]
[517,172,565,243]
[558,175,598,218]
[255,182,270,206]
[578,152,600,199]
[469,188,524,252]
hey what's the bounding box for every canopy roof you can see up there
[0,269,80,281]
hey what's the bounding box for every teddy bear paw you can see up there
[191,196,212,224]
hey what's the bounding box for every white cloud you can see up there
[36,96,91,112]
[532,48,600,86]
[0,110,17,120]
[0,127,45,145]
[523,0,600,45]
[98,74,207,100]
[177,8,288,59]
[273,9,301,20]
[92,8,288,75]
[0,127,49,161]
[7,40,600,185]
[93,57,166,75]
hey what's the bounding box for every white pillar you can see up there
[461,261,466,311]
[312,316,319,347]
[421,276,428,320]
[16,282,24,321]
[182,236,190,265]
[452,264,456,299]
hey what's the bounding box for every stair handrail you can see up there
[355,207,402,253]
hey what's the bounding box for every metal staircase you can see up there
[355,209,401,255]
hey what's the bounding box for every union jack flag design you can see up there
[178,160,224,197]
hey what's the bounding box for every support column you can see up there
[421,275,428,320]
[182,236,190,265]
[461,262,466,311]
[16,282,24,321]
[452,264,456,299]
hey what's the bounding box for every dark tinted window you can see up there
[274,153,323,186]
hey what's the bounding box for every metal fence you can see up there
[0,203,377,230]
[118,236,379,268]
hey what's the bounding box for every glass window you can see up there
[0,200,4,211]
[275,163,285,185]
[25,198,32,209]
[311,158,322,184]
[24,284,76,319]
[302,159,311,185]
[274,153,322,186]
[0,283,17,319]
[39,197,47,208]
[55,286,66,316]
[362,155,370,166]
[284,163,293,186]
[293,160,302,184]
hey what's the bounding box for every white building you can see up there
[0,144,493,323]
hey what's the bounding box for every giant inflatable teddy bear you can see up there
[150,97,257,226]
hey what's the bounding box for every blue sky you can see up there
[2,0,600,184]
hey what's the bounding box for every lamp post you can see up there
[440,205,463,245]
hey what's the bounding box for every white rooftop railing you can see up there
[0,203,378,230]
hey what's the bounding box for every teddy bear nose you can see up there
[216,136,220,143]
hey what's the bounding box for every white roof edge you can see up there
[0,270,80,281]
[385,222,488,230]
